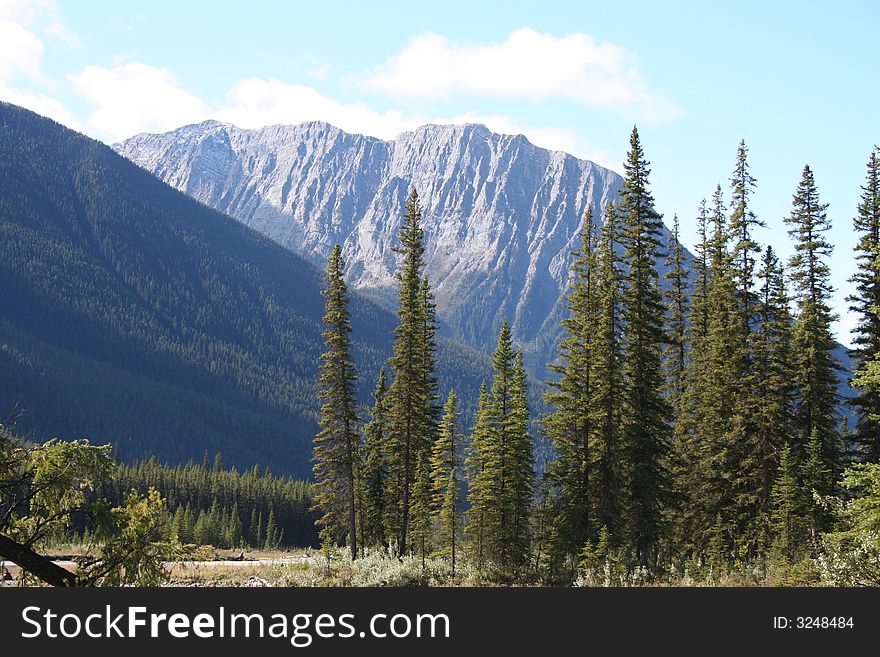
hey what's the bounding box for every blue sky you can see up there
[1,0,877,344]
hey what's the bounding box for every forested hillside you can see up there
[0,103,491,478]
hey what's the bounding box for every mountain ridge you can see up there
[0,102,492,477]
[115,119,633,373]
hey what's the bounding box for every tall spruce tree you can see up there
[691,199,712,341]
[748,247,796,556]
[432,390,463,575]
[509,351,535,570]
[785,165,841,496]
[466,383,493,569]
[663,214,689,416]
[409,450,433,569]
[849,146,880,460]
[729,140,764,344]
[313,244,360,559]
[385,188,439,555]
[670,201,709,550]
[467,322,533,575]
[677,188,740,559]
[617,126,672,566]
[591,201,626,545]
[544,206,598,558]
[769,443,805,564]
[362,368,389,549]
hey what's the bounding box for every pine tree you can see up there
[419,277,441,436]
[849,146,880,460]
[182,504,195,545]
[488,321,516,569]
[544,206,597,558]
[508,351,535,571]
[408,450,433,570]
[728,140,764,344]
[663,214,689,420]
[591,201,626,545]
[255,511,264,549]
[385,189,439,555]
[466,323,533,576]
[264,508,279,550]
[801,428,829,547]
[748,246,796,557]
[691,199,711,342]
[770,443,805,564]
[228,502,243,548]
[362,368,389,550]
[432,389,462,575]
[312,244,360,559]
[171,505,186,543]
[785,165,840,496]
[617,126,672,566]
[727,142,767,557]
[248,507,259,547]
[466,383,493,569]
[677,188,739,558]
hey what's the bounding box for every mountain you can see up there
[0,102,491,478]
[115,120,649,374]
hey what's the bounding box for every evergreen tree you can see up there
[677,188,739,558]
[432,389,463,575]
[544,206,597,558]
[747,247,797,556]
[487,321,516,570]
[171,505,186,543]
[467,323,533,576]
[801,428,830,547]
[849,146,880,460]
[182,504,195,545]
[264,507,279,550]
[408,450,434,570]
[508,351,535,570]
[362,368,389,549]
[419,277,442,436]
[255,511,264,549]
[227,502,243,548]
[691,199,712,342]
[728,140,764,344]
[770,443,806,564]
[785,165,841,495]
[663,214,689,418]
[312,244,360,559]
[466,383,493,570]
[617,126,672,566]
[385,189,439,555]
[591,201,626,545]
[248,507,259,547]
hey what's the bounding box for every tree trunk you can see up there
[0,533,78,586]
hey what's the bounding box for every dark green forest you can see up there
[0,102,491,478]
[313,130,880,584]
[98,456,317,549]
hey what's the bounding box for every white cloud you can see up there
[0,0,79,47]
[211,78,611,163]
[0,82,80,128]
[0,6,78,128]
[361,28,681,122]
[212,78,425,140]
[0,19,45,81]
[68,68,612,165]
[69,63,212,142]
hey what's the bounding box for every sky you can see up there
[1,0,877,345]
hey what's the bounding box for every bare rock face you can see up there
[116,121,666,371]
